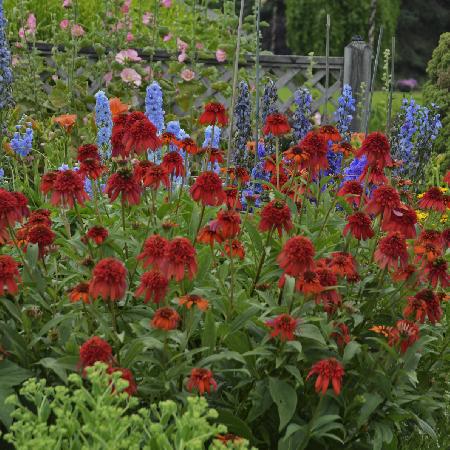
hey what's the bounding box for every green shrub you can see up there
[423,32,450,171]
[2,363,252,450]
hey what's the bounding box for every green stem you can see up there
[250,229,273,296]
[121,198,129,260]
[193,204,206,244]
[317,196,338,239]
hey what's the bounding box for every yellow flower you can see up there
[416,211,428,222]
[417,193,425,199]
[441,214,448,224]
[439,187,448,193]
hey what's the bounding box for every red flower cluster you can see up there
[162,151,185,177]
[89,258,127,301]
[143,164,170,189]
[277,236,315,277]
[356,132,392,169]
[337,181,363,207]
[210,209,241,239]
[418,187,449,213]
[259,200,293,236]
[151,307,180,330]
[135,270,168,303]
[190,171,226,206]
[404,289,442,324]
[69,282,90,304]
[48,170,89,208]
[307,358,345,395]
[343,212,374,240]
[266,314,299,341]
[365,185,401,221]
[122,111,162,156]
[263,113,291,136]
[87,226,109,245]
[0,255,21,296]
[374,232,409,270]
[106,169,142,205]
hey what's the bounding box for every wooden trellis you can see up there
[30,39,370,125]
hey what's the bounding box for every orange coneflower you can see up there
[52,114,77,133]
[109,97,129,117]
[178,294,209,311]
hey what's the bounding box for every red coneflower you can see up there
[224,239,245,259]
[356,132,393,169]
[330,322,351,348]
[417,229,444,249]
[199,102,228,127]
[315,268,341,315]
[122,112,162,155]
[388,319,420,353]
[143,164,170,190]
[333,141,355,157]
[187,368,218,395]
[89,258,127,301]
[40,171,58,195]
[50,170,89,208]
[277,235,315,277]
[11,192,30,221]
[79,336,113,369]
[215,435,243,444]
[266,314,298,341]
[318,125,342,143]
[135,270,168,304]
[178,294,209,311]
[181,137,199,155]
[0,255,21,296]
[418,187,448,213]
[307,358,345,395]
[0,189,19,228]
[392,264,417,284]
[133,160,155,184]
[105,170,142,205]
[211,209,241,239]
[365,185,401,221]
[137,235,169,270]
[264,153,277,173]
[259,200,293,237]
[343,212,374,240]
[299,131,329,173]
[197,223,224,247]
[87,226,109,245]
[162,151,185,178]
[414,240,442,263]
[359,164,388,186]
[190,171,226,206]
[268,169,289,191]
[404,289,442,324]
[27,224,55,257]
[337,181,363,207]
[111,115,127,157]
[160,237,197,281]
[294,270,323,294]
[77,144,105,180]
[329,252,358,279]
[107,367,137,396]
[151,307,180,330]
[442,228,450,248]
[69,282,90,304]
[161,132,180,147]
[263,113,291,136]
[423,258,449,288]
[208,148,224,165]
[381,204,417,238]
[444,170,450,185]
[228,167,250,184]
[374,232,409,270]
[224,186,242,210]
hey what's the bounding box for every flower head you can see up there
[190,171,226,206]
[423,259,449,288]
[199,103,228,127]
[330,322,351,348]
[87,226,108,245]
[418,187,448,213]
[337,181,363,207]
[404,289,442,324]
[187,368,217,395]
[162,151,185,177]
[259,200,293,237]
[160,237,197,281]
[266,314,298,341]
[122,112,162,155]
[151,307,180,330]
[137,235,169,270]
[211,209,241,239]
[374,232,409,270]
[105,170,142,205]
[277,235,315,277]
[224,240,245,259]
[135,270,168,304]
[0,255,21,296]
[356,132,392,169]
[107,367,137,396]
[365,185,401,221]
[343,212,374,240]
[27,224,55,257]
[69,282,90,304]
[50,170,89,208]
[263,113,291,136]
[307,358,345,395]
[381,204,417,238]
[89,258,127,301]
[143,164,170,190]
[178,294,209,311]
[79,336,113,369]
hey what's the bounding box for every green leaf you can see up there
[269,377,297,431]
[0,388,14,427]
[299,323,326,345]
[217,409,254,441]
[37,357,68,383]
[201,310,216,355]
[343,341,361,363]
[357,393,383,428]
[413,415,437,440]
[0,360,32,389]
[120,339,145,367]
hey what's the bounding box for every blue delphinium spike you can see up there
[10,120,33,157]
[145,81,165,133]
[233,81,252,169]
[292,88,312,141]
[335,84,355,142]
[0,0,14,114]
[94,91,113,157]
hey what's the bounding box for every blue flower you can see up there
[233,81,252,169]
[292,88,312,141]
[0,0,13,111]
[261,80,278,126]
[334,84,355,142]
[0,167,4,179]
[202,125,221,148]
[343,155,367,182]
[94,91,113,157]
[10,121,33,157]
[145,81,165,133]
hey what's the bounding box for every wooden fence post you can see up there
[343,36,372,132]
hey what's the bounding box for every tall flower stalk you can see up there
[292,88,312,142]
[0,0,14,131]
[233,81,252,170]
[145,81,165,134]
[335,84,355,142]
[94,91,113,158]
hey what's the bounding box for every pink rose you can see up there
[60,19,69,30]
[142,12,153,25]
[18,28,25,39]
[178,51,187,63]
[115,49,142,64]
[121,68,142,86]
[71,24,85,37]
[161,0,172,7]
[181,69,195,82]
[63,0,72,7]
[121,0,131,14]
[215,49,227,63]
[27,14,37,35]
[163,33,172,42]
[126,32,134,42]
